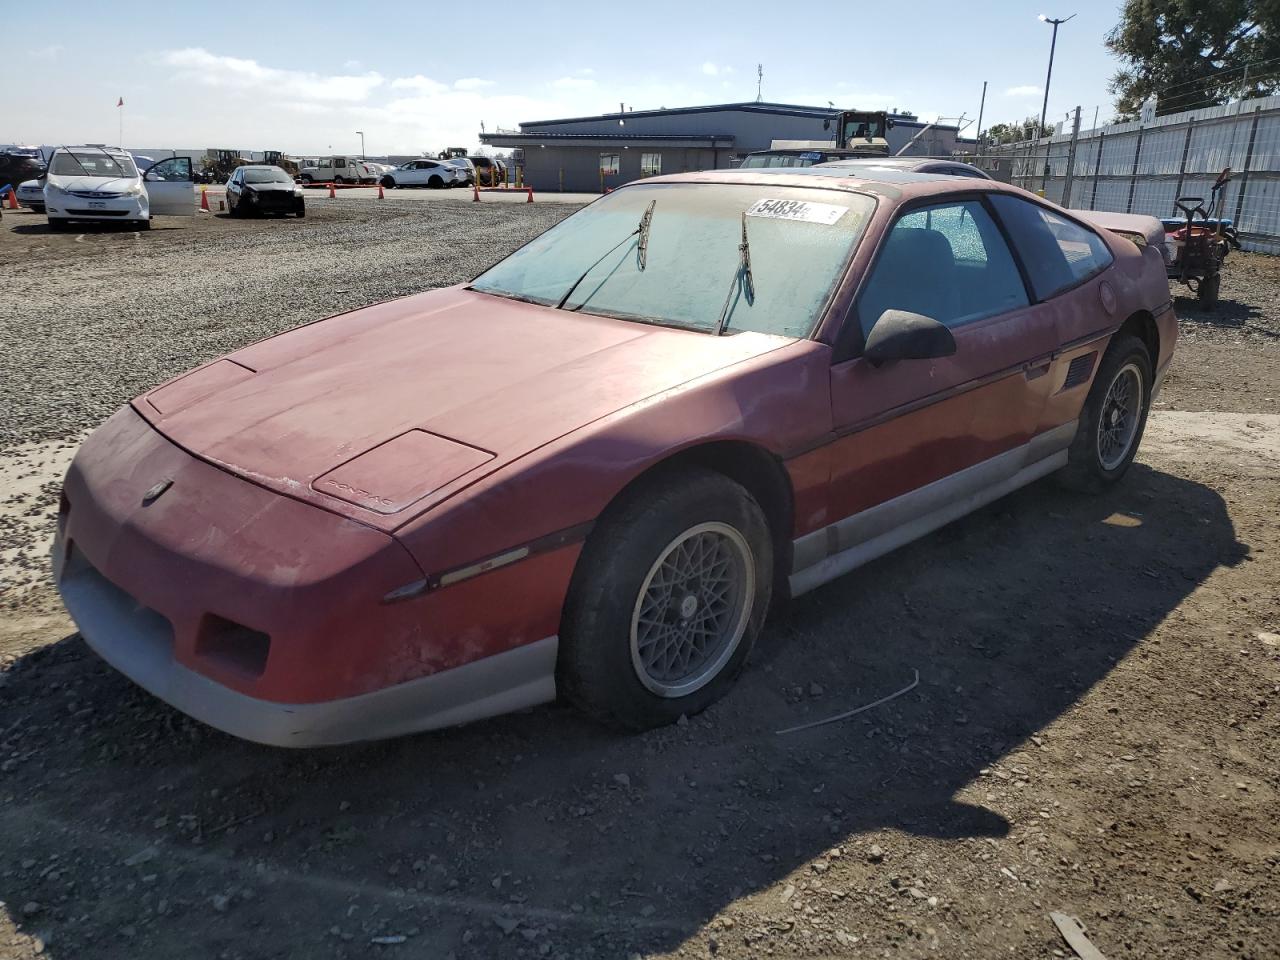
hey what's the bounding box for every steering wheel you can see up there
[1175,196,1207,220]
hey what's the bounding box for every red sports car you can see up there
[53,167,1175,746]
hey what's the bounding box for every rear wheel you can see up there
[429,175,443,188]
[1198,273,1221,309]
[559,468,773,730]
[334,176,345,185]
[300,174,313,184]
[1058,334,1152,492]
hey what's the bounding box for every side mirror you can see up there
[864,310,956,362]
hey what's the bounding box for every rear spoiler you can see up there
[1070,209,1165,250]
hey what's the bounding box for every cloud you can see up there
[1004,85,1042,97]
[29,44,64,60]
[390,74,447,94]
[701,62,733,76]
[454,77,496,90]
[343,59,362,70]
[159,48,384,102]
[577,68,595,76]
[552,76,595,90]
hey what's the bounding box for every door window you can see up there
[857,199,1029,336]
[641,152,662,177]
[145,157,193,182]
[989,195,1113,300]
[599,153,620,175]
[335,158,347,169]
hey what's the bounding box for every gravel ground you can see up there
[0,199,577,451]
[0,203,1277,960]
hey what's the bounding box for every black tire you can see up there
[228,199,240,218]
[428,175,443,188]
[300,174,313,184]
[381,175,396,189]
[334,176,345,185]
[1058,334,1152,493]
[295,204,305,218]
[1198,273,1221,309]
[558,468,773,730]
[135,219,151,231]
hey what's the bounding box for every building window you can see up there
[640,152,662,177]
[599,153,620,175]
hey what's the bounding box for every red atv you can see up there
[1165,168,1240,310]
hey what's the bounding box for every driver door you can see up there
[806,197,1062,587]
[143,157,195,217]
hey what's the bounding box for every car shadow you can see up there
[5,221,175,236]
[0,463,1246,958]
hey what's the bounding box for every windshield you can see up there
[50,151,137,178]
[243,168,293,184]
[471,183,874,338]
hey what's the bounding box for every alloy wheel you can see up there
[629,521,755,698]
[1097,361,1144,470]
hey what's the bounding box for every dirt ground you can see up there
[0,206,1277,960]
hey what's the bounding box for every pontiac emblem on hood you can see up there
[141,478,174,505]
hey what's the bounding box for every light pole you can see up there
[355,130,366,159]
[1038,13,1075,193]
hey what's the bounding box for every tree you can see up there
[1107,0,1280,119]
[984,117,1052,145]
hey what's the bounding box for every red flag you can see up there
[117,97,124,107]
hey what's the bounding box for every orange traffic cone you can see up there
[5,190,16,210]
[328,181,337,199]
[377,183,385,199]
[472,179,480,202]
[199,189,210,212]
[526,187,534,204]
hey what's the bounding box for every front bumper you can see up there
[56,537,556,747]
[52,407,564,746]
[17,192,45,210]
[46,192,147,221]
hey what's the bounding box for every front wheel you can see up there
[1058,334,1152,493]
[334,176,345,185]
[381,175,396,189]
[558,468,773,730]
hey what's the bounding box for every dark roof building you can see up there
[479,101,967,193]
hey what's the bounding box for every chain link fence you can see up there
[970,94,1280,254]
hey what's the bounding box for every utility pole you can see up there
[1038,13,1076,195]
[356,130,366,159]
[976,81,988,156]
[756,64,763,103]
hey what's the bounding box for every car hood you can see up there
[134,287,795,528]
[47,174,137,192]
[242,182,297,192]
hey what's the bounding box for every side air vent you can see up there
[1061,352,1098,391]
[196,615,271,679]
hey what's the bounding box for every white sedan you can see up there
[43,147,196,231]
[379,158,465,189]
[17,178,46,211]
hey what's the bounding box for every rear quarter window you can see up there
[990,194,1114,300]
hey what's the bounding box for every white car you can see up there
[43,147,195,231]
[380,158,465,189]
[17,178,46,211]
[446,157,476,186]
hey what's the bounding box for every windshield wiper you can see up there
[556,200,656,310]
[636,199,656,270]
[714,212,755,335]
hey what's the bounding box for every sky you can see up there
[3,0,1129,156]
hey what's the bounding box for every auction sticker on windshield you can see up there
[746,198,847,225]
